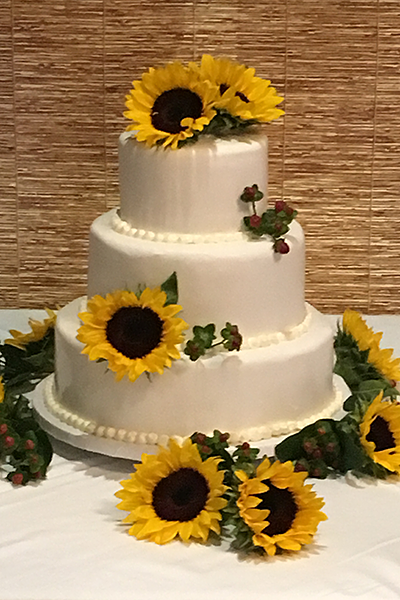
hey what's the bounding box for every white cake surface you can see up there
[118,132,268,235]
[52,298,340,444]
[87,209,306,339]
[48,132,339,448]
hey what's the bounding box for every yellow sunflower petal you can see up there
[5,308,57,349]
[77,286,187,382]
[115,438,227,545]
[124,60,220,149]
[359,391,400,474]
[343,309,400,381]
[236,458,326,556]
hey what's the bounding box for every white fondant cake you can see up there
[50,132,339,446]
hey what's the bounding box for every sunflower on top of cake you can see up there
[123,54,284,149]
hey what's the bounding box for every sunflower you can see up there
[77,287,187,382]
[195,54,284,123]
[115,438,228,544]
[124,60,219,149]
[0,377,4,403]
[359,391,400,474]
[343,309,400,381]
[235,457,327,556]
[5,308,57,350]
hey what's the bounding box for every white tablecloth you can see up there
[1,311,400,600]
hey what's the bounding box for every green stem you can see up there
[211,340,224,349]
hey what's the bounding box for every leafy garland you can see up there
[275,317,400,479]
[0,326,54,485]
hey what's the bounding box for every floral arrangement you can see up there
[184,322,242,361]
[78,273,242,379]
[115,433,327,555]
[240,184,298,253]
[275,309,400,479]
[124,55,284,149]
[0,311,55,485]
[115,309,400,557]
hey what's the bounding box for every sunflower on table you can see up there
[5,308,57,350]
[334,308,400,391]
[115,438,228,545]
[229,457,327,556]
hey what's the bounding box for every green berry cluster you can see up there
[184,322,242,361]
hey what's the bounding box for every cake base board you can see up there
[32,376,346,461]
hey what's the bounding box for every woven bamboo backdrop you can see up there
[1,0,399,313]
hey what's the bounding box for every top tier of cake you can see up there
[118,132,268,236]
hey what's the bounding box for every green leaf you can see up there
[275,422,322,462]
[161,272,179,305]
[35,429,53,468]
[334,424,366,473]
[192,324,216,348]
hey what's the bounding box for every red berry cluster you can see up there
[0,417,47,485]
[241,186,298,253]
[275,420,342,479]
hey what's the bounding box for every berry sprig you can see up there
[241,185,298,254]
[0,391,53,485]
[191,430,260,487]
[184,322,243,361]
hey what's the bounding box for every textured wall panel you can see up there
[12,0,106,307]
[370,0,400,313]
[284,0,377,313]
[1,0,400,312]
[0,1,19,306]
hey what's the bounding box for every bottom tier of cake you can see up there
[50,298,341,445]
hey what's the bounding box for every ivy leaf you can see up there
[334,424,366,473]
[192,324,216,348]
[275,422,319,463]
[343,379,393,413]
[161,271,179,305]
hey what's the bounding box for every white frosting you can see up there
[118,132,268,235]
[112,210,245,243]
[53,299,338,443]
[77,295,312,350]
[87,210,306,340]
[50,132,338,447]
[45,374,342,445]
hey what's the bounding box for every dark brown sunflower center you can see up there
[151,88,203,134]
[255,481,298,536]
[219,83,249,103]
[106,306,163,359]
[366,415,395,451]
[152,467,209,522]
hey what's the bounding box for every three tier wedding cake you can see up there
[45,55,340,449]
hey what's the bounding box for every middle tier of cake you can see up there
[87,209,306,340]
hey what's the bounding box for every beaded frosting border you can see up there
[77,295,312,351]
[44,374,343,446]
[111,209,246,244]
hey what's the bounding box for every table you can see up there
[1,310,400,600]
